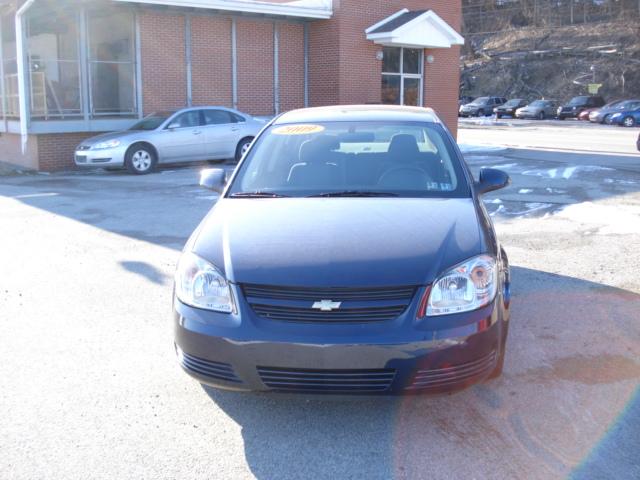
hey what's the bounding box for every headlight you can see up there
[175,252,235,313]
[422,255,497,317]
[557,107,562,114]
[93,139,121,150]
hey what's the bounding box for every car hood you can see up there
[191,198,486,287]
[81,130,140,145]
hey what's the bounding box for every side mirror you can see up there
[200,168,226,193]
[475,168,511,195]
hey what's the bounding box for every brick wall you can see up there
[0,133,39,171]
[278,23,305,113]
[313,0,462,136]
[237,20,275,116]
[36,132,102,171]
[139,11,187,114]
[191,15,233,107]
[308,19,340,107]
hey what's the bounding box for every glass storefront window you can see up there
[381,46,423,107]
[88,9,136,116]
[19,6,138,122]
[27,7,82,118]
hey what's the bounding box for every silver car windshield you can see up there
[228,121,470,199]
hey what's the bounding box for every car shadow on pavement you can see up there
[201,266,640,480]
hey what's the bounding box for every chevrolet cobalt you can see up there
[174,105,511,395]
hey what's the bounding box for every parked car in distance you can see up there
[557,95,606,120]
[174,105,512,395]
[494,99,527,118]
[515,99,557,120]
[459,96,475,109]
[637,132,640,151]
[587,99,626,123]
[589,100,640,124]
[74,107,265,174]
[609,102,640,127]
[459,97,507,117]
[578,108,598,121]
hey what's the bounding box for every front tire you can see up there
[623,116,636,127]
[235,137,253,162]
[125,144,157,175]
[477,109,485,117]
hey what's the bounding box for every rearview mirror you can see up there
[475,168,511,195]
[200,168,226,193]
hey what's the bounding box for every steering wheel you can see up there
[377,166,433,190]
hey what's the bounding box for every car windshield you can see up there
[603,100,624,109]
[228,121,469,199]
[129,112,172,131]
[530,101,547,107]
[618,100,640,110]
[470,97,489,105]
[568,96,588,106]
[504,99,522,107]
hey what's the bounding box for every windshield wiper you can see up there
[230,191,290,198]
[308,190,399,198]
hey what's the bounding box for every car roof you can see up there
[273,105,441,125]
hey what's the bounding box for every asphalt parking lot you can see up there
[2,122,640,479]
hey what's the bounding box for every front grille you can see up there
[258,366,396,393]
[242,284,416,324]
[406,350,497,391]
[75,155,87,164]
[178,351,241,383]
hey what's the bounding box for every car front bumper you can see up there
[74,146,127,167]
[173,288,510,395]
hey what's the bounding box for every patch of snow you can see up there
[518,189,533,194]
[557,202,640,235]
[490,163,518,169]
[458,144,507,154]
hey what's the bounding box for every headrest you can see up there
[388,134,420,157]
[299,135,340,164]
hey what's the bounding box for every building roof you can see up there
[113,0,333,19]
[366,9,464,49]
[274,105,441,125]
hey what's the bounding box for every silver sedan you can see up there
[74,107,266,174]
[515,100,558,120]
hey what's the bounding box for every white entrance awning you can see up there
[366,9,464,49]
[113,0,333,19]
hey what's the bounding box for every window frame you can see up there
[86,7,137,118]
[381,47,424,107]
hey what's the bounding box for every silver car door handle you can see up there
[193,130,202,135]
[231,127,240,132]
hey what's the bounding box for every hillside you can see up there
[460,21,640,102]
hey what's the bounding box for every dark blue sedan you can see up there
[609,101,640,127]
[173,105,512,395]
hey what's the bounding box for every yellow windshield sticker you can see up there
[272,124,325,135]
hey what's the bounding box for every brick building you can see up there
[0,0,463,171]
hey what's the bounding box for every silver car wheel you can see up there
[241,141,251,157]
[132,150,152,171]
[623,117,635,127]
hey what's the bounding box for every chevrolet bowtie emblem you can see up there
[312,300,342,311]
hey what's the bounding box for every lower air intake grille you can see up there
[406,350,497,391]
[179,351,241,383]
[257,366,396,393]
